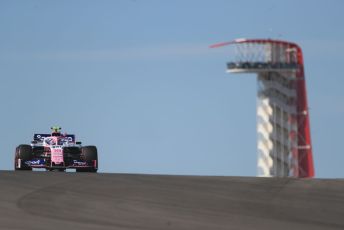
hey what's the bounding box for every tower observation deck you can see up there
[211,39,314,177]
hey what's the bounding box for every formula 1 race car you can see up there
[14,126,98,172]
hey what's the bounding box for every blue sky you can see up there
[0,0,343,178]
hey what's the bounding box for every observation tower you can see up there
[211,39,314,177]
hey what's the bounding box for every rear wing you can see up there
[33,134,76,143]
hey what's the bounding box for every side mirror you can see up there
[76,141,82,145]
[31,140,37,144]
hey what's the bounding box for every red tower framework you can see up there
[211,39,314,178]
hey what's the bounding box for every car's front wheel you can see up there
[77,146,98,173]
[14,145,33,171]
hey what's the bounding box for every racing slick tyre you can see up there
[14,145,33,171]
[77,146,98,173]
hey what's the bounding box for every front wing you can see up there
[20,158,97,170]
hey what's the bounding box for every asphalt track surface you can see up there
[1,171,344,230]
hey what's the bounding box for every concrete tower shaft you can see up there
[211,39,314,178]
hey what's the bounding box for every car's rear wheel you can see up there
[77,146,98,173]
[14,145,33,171]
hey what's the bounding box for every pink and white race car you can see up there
[14,127,98,172]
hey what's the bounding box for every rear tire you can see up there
[14,145,33,171]
[78,146,98,173]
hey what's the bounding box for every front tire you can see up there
[14,145,33,171]
[77,146,98,173]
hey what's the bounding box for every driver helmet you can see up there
[51,126,62,137]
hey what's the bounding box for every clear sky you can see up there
[1,0,343,178]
